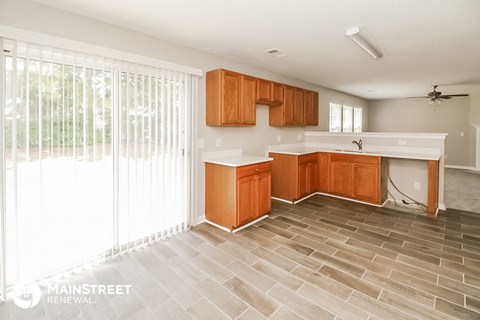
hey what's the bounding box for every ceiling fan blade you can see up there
[439,95,452,99]
[444,94,469,97]
[406,96,429,99]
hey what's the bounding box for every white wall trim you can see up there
[0,24,203,76]
[305,131,448,140]
[193,215,206,226]
[445,165,478,171]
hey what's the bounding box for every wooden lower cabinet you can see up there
[317,152,330,192]
[205,161,272,230]
[269,152,317,202]
[329,153,387,204]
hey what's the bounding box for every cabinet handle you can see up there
[255,168,259,172]
[354,165,358,168]
[348,164,352,167]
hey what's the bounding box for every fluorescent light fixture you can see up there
[345,27,383,59]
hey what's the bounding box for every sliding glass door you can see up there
[1,38,195,292]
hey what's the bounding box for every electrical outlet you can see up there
[297,134,302,141]
[216,138,222,147]
[277,135,282,142]
[414,182,421,190]
[460,132,464,137]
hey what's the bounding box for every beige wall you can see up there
[0,0,369,221]
[369,97,475,167]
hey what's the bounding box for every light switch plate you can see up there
[216,138,222,147]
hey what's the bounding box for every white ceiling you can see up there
[31,0,480,100]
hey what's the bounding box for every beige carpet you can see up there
[445,168,480,213]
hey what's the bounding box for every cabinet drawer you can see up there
[330,153,380,165]
[236,161,272,179]
[298,153,317,164]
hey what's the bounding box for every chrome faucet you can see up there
[352,139,363,151]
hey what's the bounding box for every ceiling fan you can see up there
[410,85,469,104]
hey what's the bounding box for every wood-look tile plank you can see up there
[274,216,309,229]
[274,246,320,271]
[272,236,315,256]
[189,254,233,283]
[311,250,366,277]
[318,265,381,299]
[298,283,369,320]
[132,250,202,309]
[186,298,228,320]
[464,274,480,288]
[347,291,416,320]
[239,231,280,251]
[389,270,464,306]
[440,260,480,278]
[438,276,480,299]
[217,241,259,265]
[346,238,398,260]
[267,284,335,320]
[223,277,279,317]
[324,239,375,260]
[333,250,390,277]
[378,290,453,320]
[154,299,193,320]
[466,296,480,313]
[252,260,305,291]
[227,260,276,292]
[269,306,304,320]
[194,278,248,319]
[435,298,480,320]
[362,271,435,308]
[396,254,463,282]
[373,255,438,283]
[402,242,463,263]
[195,242,236,266]
[251,247,297,272]
[291,266,353,300]
[291,235,337,255]
[236,308,268,320]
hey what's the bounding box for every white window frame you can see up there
[329,102,363,133]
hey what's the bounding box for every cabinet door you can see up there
[240,75,256,124]
[221,70,240,124]
[236,175,256,227]
[330,161,353,197]
[271,82,283,105]
[256,172,271,217]
[298,162,308,199]
[353,163,379,202]
[294,88,304,125]
[304,91,318,126]
[283,85,295,125]
[307,161,318,194]
[317,152,329,192]
[256,78,272,103]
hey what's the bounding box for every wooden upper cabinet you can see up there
[294,88,304,125]
[256,78,273,104]
[207,68,313,127]
[240,75,256,125]
[206,69,255,126]
[304,90,319,126]
[271,82,283,106]
[283,85,295,125]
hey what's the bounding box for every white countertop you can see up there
[204,155,273,167]
[269,147,441,161]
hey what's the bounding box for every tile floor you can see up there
[2,194,480,320]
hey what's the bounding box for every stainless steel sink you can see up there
[334,149,378,154]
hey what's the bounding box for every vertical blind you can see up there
[0,38,197,295]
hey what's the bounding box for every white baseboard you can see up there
[438,203,446,210]
[445,165,478,171]
[271,196,293,204]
